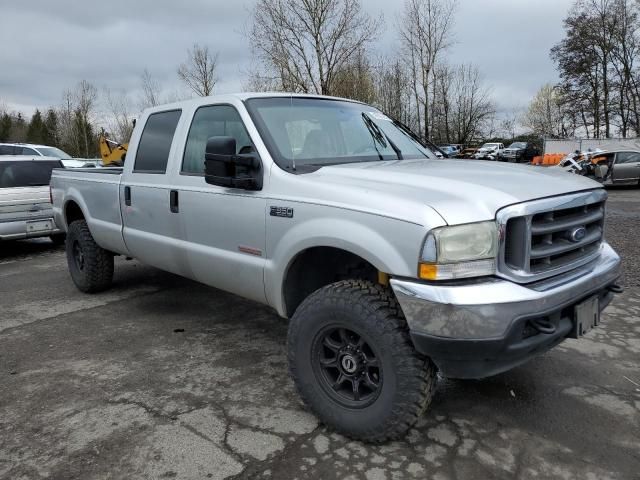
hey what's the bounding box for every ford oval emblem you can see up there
[570,226,587,242]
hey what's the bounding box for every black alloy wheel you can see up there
[312,326,382,408]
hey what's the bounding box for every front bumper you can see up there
[0,216,62,241]
[390,243,621,378]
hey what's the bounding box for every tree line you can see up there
[8,0,630,158]
[526,0,640,139]
[1,0,504,156]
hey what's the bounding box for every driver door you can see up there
[171,103,267,304]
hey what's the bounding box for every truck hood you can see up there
[306,159,603,225]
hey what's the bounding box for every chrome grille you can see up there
[497,190,607,283]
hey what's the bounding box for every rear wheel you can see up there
[66,220,113,293]
[288,280,437,442]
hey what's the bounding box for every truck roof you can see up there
[142,92,365,115]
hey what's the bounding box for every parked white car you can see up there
[0,143,100,168]
[473,143,504,160]
[0,142,71,159]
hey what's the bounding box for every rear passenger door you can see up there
[171,104,268,303]
[121,109,191,276]
[613,151,640,183]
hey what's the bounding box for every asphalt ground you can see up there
[0,188,638,480]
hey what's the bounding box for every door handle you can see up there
[170,190,179,213]
[124,186,131,206]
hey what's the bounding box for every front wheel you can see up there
[66,220,114,293]
[287,280,437,442]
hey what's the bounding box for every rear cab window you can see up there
[0,160,63,188]
[133,110,182,174]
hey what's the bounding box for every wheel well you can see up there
[65,201,85,227]
[283,247,379,318]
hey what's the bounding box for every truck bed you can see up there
[51,167,128,255]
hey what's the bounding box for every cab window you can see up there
[182,105,253,175]
[133,110,182,174]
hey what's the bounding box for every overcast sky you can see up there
[0,0,574,118]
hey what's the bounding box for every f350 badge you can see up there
[270,206,294,218]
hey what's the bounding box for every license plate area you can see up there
[571,296,600,338]
[26,219,53,233]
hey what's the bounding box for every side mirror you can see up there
[204,136,262,190]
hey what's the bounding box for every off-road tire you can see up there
[66,220,113,293]
[288,280,437,442]
[50,233,66,246]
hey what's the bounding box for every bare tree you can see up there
[104,88,135,143]
[248,0,380,95]
[399,0,458,140]
[446,64,495,144]
[75,80,98,157]
[140,68,162,108]
[177,44,219,97]
[55,80,98,157]
[373,59,413,126]
[331,48,377,103]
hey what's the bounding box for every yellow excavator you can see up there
[99,131,128,166]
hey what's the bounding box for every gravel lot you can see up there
[0,188,638,480]
[605,187,640,287]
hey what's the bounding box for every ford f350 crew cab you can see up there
[50,93,621,442]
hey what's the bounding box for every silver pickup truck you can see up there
[51,93,621,442]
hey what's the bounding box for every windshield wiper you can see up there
[385,134,403,160]
[361,113,384,160]
[362,113,402,160]
[390,118,443,158]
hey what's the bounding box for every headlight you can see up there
[419,221,498,280]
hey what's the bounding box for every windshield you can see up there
[0,160,62,188]
[481,143,499,149]
[34,147,72,159]
[508,142,526,149]
[245,97,436,170]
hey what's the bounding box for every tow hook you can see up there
[529,318,557,335]
[608,284,624,294]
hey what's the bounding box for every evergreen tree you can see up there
[12,113,27,142]
[70,109,96,158]
[43,109,59,146]
[26,109,46,144]
[0,113,11,141]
